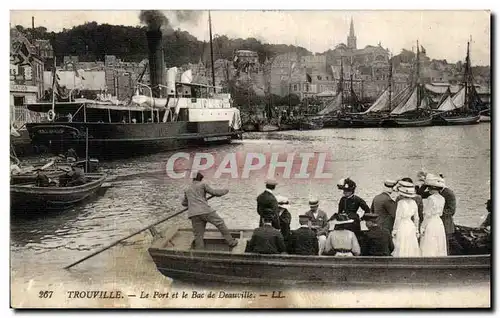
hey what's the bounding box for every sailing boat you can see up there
[433,40,481,125]
[386,41,433,127]
[337,56,384,128]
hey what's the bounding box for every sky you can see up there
[10,10,491,65]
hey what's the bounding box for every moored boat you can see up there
[25,17,242,159]
[11,172,107,213]
[148,226,490,286]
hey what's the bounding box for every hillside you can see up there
[14,23,312,67]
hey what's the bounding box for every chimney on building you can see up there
[146,28,166,98]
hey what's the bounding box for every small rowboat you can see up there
[10,173,108,213]
[148,225,490,286]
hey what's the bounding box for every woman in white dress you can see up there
[392,181,421,257]
[419,175,447,256]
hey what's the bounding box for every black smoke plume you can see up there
[139,10,169,31]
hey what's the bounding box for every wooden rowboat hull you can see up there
[148,227,491,286]
[434,114,481,126]
[10,173,107,213]
[390,116,433,127]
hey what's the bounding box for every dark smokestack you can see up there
[140,10,168,98]
[146,29,165,98]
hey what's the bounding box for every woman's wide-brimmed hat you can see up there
[424,174,446,189]
[309,198,319,208]
[328,213,354,230]
[276,195,290,209]
[397,180,416,198]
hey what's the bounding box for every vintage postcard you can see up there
[9,9,491,309]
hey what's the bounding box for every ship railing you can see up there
[136,83,157,122]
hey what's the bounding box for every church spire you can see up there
[349,17,355,37]
[347,17,357,50]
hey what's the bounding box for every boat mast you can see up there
[416,40,420,109]
[388,54,393,110]
[208,11,216,92]
[339,56,344,110]
[463,40,471,112]
[350,56,354,109]
[51,56,56,119]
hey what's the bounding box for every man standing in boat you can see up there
[370,180,398,233]
[182,172,238,250]
[256,179,280,230]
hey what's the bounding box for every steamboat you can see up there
[25,14,243,158]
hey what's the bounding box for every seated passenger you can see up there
[324,213,361,257]
[304,198,329,255]
[245,215,287,255]
[287,214,319,255]
[361,213,394,256]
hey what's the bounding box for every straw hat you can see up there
[424,174,446,188]
[308,198,319,208]
[265,179,278,186]
[384,179,397,188]
[397,180,416,198]
[276,195,290,209]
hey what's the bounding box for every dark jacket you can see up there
[245,224,287,254]
[305,209,329,236]
[440,187,456,234]
[257,190,280,229]
[336,195,370,235]
[362,226,394,256]
[287,226,319,255]
[370,192,397,232]
[279,208,292,242]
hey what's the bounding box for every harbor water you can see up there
[10,124,491,308]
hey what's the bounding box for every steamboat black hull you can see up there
[26,121,242,159]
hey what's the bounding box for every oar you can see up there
[63,195,215,270]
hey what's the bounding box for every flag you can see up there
[420,45,426,55]
[306,73,312,83]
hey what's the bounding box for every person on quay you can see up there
[182,172,238,250]
[65,166,87,187]
[323,213,361,257]
[332,178,370,240]
[287,214,319,255]
[245,214,287,255]
[276,195,292,245]
[361,212,394,256]
[419,176,447,257]
[305,198,329,255]
[370,179,398,233]
[391,181,421,257]
[399,177,424,230]
[256,179,280,230]
[480,199,491,231]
